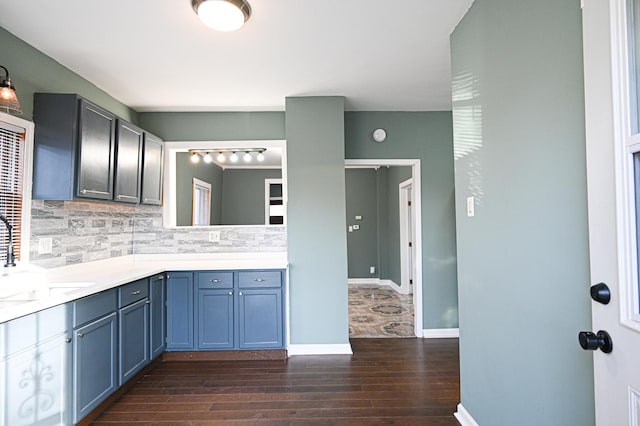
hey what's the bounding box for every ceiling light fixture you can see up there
[257,152,265,162]
[203,152,213,163]
[189,148,266,164]
[190,152,200,163]
[230,152,239,163]
[243,151,252,162]
[192,0,252,32]
[217,152,226,162]
[0,66,22,115]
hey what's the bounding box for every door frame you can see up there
[399,178,415,295]
[345,159,423,338]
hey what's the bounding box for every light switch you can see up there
[355,215,363,221]
[38,237,53,254]
[348,226,353,232]
[467,196,475,217]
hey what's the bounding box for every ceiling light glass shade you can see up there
[243,152,252,162]
[190,152,200,163]
[217,152,226,162]
[257,152,265,162]
[203,153,213,163]
[230,152,238,162]
[192,0,252,32]
[0,66,22,115]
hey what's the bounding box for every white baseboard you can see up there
[348,278,380,285]
[454,403,479,426]
[287,343,353,356]
[422,328,459,338]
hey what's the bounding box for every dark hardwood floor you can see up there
[92,338,460,425]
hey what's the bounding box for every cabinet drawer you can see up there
[118,279,149,307]
[73,289,117,327]
[198,271,233,289]
[238,270,282,288]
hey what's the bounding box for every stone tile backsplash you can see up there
[29,200,287,268]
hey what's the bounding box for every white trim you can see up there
[422,328,459,339]
[345,158,424,340]
[0,112,33,264]
[287,344,353,356]
[454,403,480,426]
[399,178,414,296]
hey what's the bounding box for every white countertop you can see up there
[0,252,288,324]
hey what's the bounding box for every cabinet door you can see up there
[198,289,234,350]
[238,289,283,349]
[73,312,117,424]
[141,133,164,205]
[119,299,149,385]
[150,274,167,359]
[77,99,116,200]
[166,272,194,350]
[1,305,72,426]
[114,120,143,204]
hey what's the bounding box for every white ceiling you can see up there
[0,0,473,112]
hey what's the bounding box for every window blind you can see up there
[0,124,24,262]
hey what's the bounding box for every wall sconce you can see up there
[0,66,22,115]
[192,0,252,32]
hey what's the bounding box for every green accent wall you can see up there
[451,1,594,425]
[175,152,222,226]
[286,97,349,345]
[345,111,458,329]
[138,112,285,142]
[0,26,136,122]
[345,169,379,278]
[221,169,282,225]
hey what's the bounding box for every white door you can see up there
[399,179,415,295]
[583,1,640,424]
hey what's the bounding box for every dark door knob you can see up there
[578,330,613,353]
[590,283,610,305]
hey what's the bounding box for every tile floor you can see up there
[348,284,415,338]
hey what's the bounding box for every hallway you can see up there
[349,284,414,338]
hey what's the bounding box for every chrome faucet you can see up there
[0,214,16,267]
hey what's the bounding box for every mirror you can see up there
[163,140,286,227]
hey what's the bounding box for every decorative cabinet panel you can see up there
[141,133,164,205]
[198,289,234,350]
[238,288,283,349]
[166,272,195,350]
[0,304,72,426]
[118,299,149,385]
[149,273,167,359]
[114,120,143,204]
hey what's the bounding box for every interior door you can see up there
[583,0,640,424]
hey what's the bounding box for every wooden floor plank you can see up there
[91,338,459,425]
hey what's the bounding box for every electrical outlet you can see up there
[38,237,53,254]
[370,266,376,274]
[209,231,221,242]
[352,224,360,230]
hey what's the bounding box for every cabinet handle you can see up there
[80,189,87,194]
[254,278,265,282]
[228,291,233,296]
[239,292,243,296]
[131,290,141,295]
[158,274,165,280]
[78,333,85,338]
[210,279,222,283]
[65,337,72,343]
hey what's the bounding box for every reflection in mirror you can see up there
[163,140,286,227]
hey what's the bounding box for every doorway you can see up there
[345,159,422,338]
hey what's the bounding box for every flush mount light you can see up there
[372,128,387,143]
[192,0,252,32]
[0,66,22,115]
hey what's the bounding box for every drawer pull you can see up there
[131,290,141,295]
[78,333,85,338]
[159,275,165,280]
[254,278,265,282]
[239,291,243,296]
[228,291,233,296]
[210,279,222,283]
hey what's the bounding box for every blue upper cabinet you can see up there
[141,132,164,205]
[166,272,195,350]
[114,120,143,204]
[33,94,116,201]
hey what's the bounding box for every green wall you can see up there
[0,26,136,122]
[345,169,379,278]
[138,112,285,141]
[451,1,593,425]
[345,112,458,329]
[221,169,282,225]
[175,152,222,226]
[286,97,349,345]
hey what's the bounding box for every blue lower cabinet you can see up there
[166,272,194,350]
[73,311,118,424]
[238,288,283,349]
[198,289,234,349]
[149,273,167,359]
[119,298,149,385]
